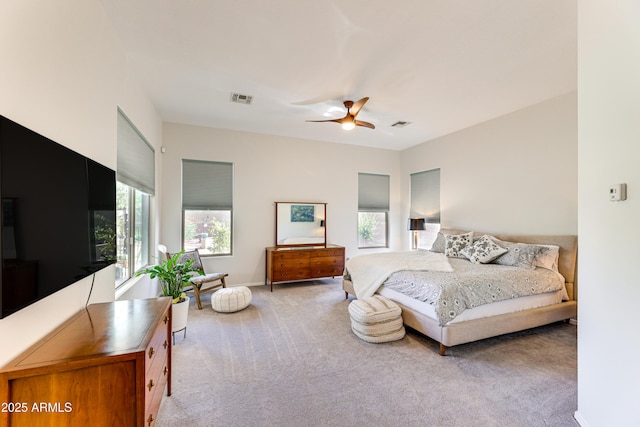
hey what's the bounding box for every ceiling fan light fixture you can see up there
[307,97,374,130]
[341,118,356,131]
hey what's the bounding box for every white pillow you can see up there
[461,234,508,264]
[490,238,544,270]
[533,244,560,272]
[444,232,474,258]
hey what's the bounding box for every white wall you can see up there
[161,93,577,286]
[161,123,402,285]
[0,0,162,366]
[576,1,640,426]
[400,92,577,237]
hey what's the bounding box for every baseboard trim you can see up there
[243,281,269,287]
[573,410,589,426]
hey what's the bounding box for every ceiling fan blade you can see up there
[306,118,344,124]
[349,97,370,117]
[355,120,375,129]
[291,92,346,106]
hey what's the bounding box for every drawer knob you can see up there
[163,340,168,349]
[163,366,169,376]
[147,379,155,391]
[163,315,169,324]
[148,347,155,358]
[280,263,285,267]
[147,414,154,426]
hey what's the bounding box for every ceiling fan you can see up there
[307,97,375,130]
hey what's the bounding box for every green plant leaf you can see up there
[136,250,202,300]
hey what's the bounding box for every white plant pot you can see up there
[171,296,190,334]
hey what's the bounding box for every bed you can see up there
[342,230,577,355]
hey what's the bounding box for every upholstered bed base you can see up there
[342,233,578,355]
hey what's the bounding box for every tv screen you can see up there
[0,115,116,318]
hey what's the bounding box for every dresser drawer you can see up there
[271,269,311,282]
[309,256,343,268]
[146,320,169,371]
[311,247,344,258]
[272,258,308,272]
[145,338,169,399]
[309,266,344,278]
[145,358,168,427]
[145,379,166,427]
[271,250,310,262]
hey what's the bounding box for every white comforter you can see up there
[345,250,453,298]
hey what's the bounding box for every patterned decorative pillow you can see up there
[491,238,545,270]
[177,250,203,271]
[461,234,508,264]
[430,229,470,253]
[444,232,474,258]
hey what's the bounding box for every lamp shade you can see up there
[407,218,425,231]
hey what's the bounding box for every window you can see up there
[358,173,389,248]
[182,160,233,256]
[410,168,441,249]
[115,109,154,287]
[116,183,151,286]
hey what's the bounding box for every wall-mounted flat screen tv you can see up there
[0,115,116,318]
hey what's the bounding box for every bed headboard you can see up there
[439,230,578,300]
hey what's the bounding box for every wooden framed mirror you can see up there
[275,202,326,247]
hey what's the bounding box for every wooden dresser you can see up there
[265,245,345,291]
[0,297,172,427]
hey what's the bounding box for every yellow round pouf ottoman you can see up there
[211,286,252,313]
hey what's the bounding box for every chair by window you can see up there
[158,245,228,309]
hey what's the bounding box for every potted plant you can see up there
[137,251,203,335]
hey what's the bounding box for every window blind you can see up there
[116,109,155,195]
[410,168,440,223]
[182,160,233,210]
[358,173,390,211]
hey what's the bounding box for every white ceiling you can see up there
[99,0,576,151]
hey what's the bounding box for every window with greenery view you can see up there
[358,211,388,248]
[116,182,150,286]
[358,173,389,248]
[183,210,231,255]
[182,160,233,256]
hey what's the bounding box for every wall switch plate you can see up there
[609,183,627,201]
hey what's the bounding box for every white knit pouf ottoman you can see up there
[348,295,405,343]
[211,286,252,313]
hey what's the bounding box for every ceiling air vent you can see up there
[230,93,253,105]
[391,121,411,128]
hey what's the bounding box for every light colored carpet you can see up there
[157,279,578,427]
